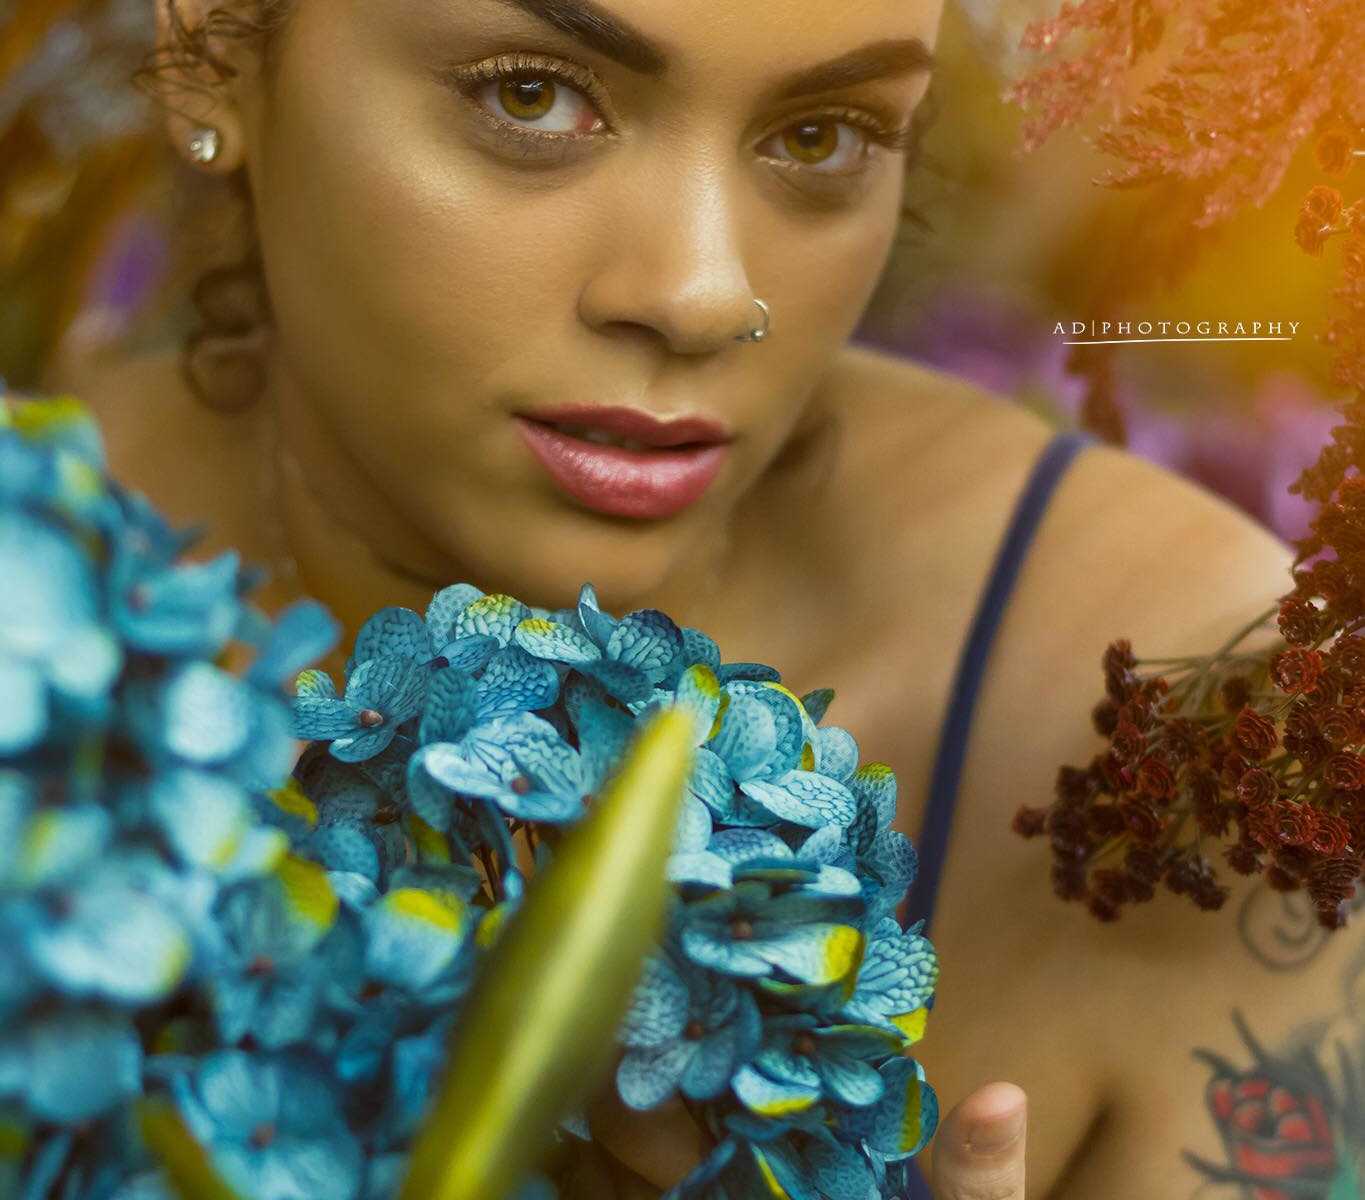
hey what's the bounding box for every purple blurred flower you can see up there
[863,285,1339,546]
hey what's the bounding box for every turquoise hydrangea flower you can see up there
[170,1051,363,1200]
[1,389,939,1199]
[616,952,762,1109]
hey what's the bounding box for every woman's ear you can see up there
[152,0,253,174]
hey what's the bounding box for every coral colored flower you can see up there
[1294,213,1332,256]
[1302,185,1344,224]
[1314,127,1357,177]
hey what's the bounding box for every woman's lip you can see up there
[514,416,729,519]
[517,404,731,448]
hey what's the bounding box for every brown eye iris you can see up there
[499,76,556,121]
[782,120,840,165]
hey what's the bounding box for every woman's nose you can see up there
[576,160,759,356]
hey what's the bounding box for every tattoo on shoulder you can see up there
[1184,936,1365,1198]
[1237,881,1365,972]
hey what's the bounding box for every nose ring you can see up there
[734,297,770,343]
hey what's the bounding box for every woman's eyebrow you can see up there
[489,0,668,75]
[487,0,935,94]
[772,40,937,99]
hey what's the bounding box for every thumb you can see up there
[929,1081,1028,1200]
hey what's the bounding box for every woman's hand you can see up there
[930,1081,1029,1200]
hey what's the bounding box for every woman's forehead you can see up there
[409,0,941,86]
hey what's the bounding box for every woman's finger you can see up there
[930,1081,1028,1200]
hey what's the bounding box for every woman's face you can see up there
[223,0,942,609]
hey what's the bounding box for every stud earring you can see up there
[187,126,221,165]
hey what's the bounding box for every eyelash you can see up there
[442,50,920,173]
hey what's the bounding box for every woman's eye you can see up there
[760,119,875,174]
[472,72,605,136]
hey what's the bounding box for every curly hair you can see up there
[133,1,942,413]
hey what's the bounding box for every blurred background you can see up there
[0,0,1352,549]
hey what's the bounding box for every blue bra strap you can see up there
[900,428,1097,938]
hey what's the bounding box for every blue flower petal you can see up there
[455,593,532,647]
[475,647,559,721]
[582,658,654,707]
[575,583,617,648]
[816,727,859,782]
[708,828,792,865]
[353,606,430,667]
[621,955,690,1047]
[839,1057,938,1160]
[513,618,602,665]
[709,697,776,784]
[346,654,427,725]
[740,771,857,828]
[606,609,683,680]
[732,1064,819,1118]
[754,923,864,985]
[680,627,721,671]
[0,660,45,754]
[419,666,478,744]
[247,600,341,691]
[675,794,713,853]
[617,1041,692,1111]
[799,688,835,724]
[667,851,733,889]
[25,1009,142,1123]
[424,582,485,646]
[432,633,499,673]
[365,888,469,991]
[29,887,190,1002]
[151,662,254,765]
[815,1051,886,1108]
[849,763,898,830]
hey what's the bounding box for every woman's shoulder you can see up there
[829,341,1294,608]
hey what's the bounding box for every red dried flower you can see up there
[1136,754,1178,800]
[1318,703,1360,746]
[1103,639,1138,702]
[1277,596,1323,645]
[1087,802,1128,837]
[1309,812,1352,855]
[1233,706,1279,758]
[1091,697,1120,736]
[1005,0,1365,930]
[1225,840,1263,875]
[1120,795,1166,842]
[1326,638,1365,677]
[1111,720,1147,766]
[1270,647,1326,695]
[1124,845,1164,883]
[1235,767,1278,808]
[1012,804,1049,837]
[1087,895,1121,922]
[1323,750,1365,790]
[1054,763,1094,805]
[1307,855,1360,906]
